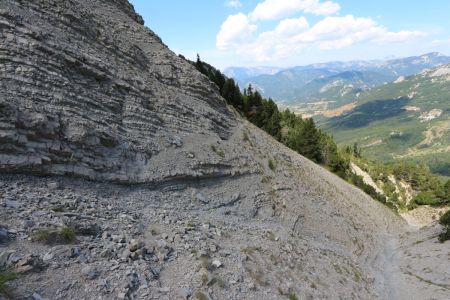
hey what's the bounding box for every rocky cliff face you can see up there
[1,0,234,182]
[0,1,449,300]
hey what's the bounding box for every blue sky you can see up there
[129,0,450,69]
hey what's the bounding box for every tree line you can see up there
[189,54,449,210]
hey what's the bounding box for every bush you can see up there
[438,226,450,243]
[33,226,76,244]
[438,211,450,243]
[0,269,16,298]
[287,292,298,300]
[439,210,450,226]
[411,191,442,206]
[210,144,224,157]
[59,226,76,242]
[268,159,275,171]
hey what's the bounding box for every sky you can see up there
[129,0,450,70]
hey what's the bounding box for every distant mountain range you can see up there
[320,63,450,176]
[223,66,284,82]
[225,53,450,105]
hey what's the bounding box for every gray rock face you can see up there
[0,0,235,183]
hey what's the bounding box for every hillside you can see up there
[321,64,450,176]
[0,1,449,300]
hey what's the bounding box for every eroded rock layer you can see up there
[0,0,234,182]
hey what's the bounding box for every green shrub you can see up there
[438,226,450,243]
[438,211,450,243]
[33,228,57,243]
[59,226,76,242]
[411,191,442,206]
[210,144,224,157]
[243,131,250,142]
[287,292,298,300]
[0,269,16,298]
[439,210,450,226]
[268,159,275,171]
[32,226,76,244]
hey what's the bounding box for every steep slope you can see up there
[0,0,234,183]
[0,1,449,300]
[321,64,450,176]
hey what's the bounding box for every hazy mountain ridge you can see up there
[226,53,450,105]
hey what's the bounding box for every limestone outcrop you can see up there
[0,0,234,182]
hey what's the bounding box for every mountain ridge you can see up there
[225,52,450,104]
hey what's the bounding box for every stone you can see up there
[102,231,110,240]
[81,265,99,280]
[43,252,54,262]
[0,228,9,244]
[159,287,170,294]
[100,249,112,258]
[0,250,14,267]
[5,199,21,209]
[196,193,209,204]
[121,249,131,261]
[15,255,46,273]
[128,239,143,252]
[150,266,161,279]
[211,259,222,268]
[32,293,47,300]
[66,220,100,236]
[177,288,192,299]
[47,182,59,190]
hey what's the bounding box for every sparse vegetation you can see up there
[268,159,275,171]
[0,269,16,299]
[243,131,250,142]
[210,144,225,157]
[52,205,66,212]
[207,277,226,288]
[439,210,450,226]
[59,226,76,242]
[266,230,276,241]
[438,227,450,243]
[201,273,209,285]
[194,291,209,300]
[32,226,76,244]
[241,246,262,255]
[261,176,272,184]
[287,292,298,300]
[439,210,450,242]
[200,257,212,271]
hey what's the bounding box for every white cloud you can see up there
[250,0,340,21]
[432,38,450,46]
[216,13,257,50]
[216,13,426,61]
[225,0,242,8]
[298,15,425,49]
